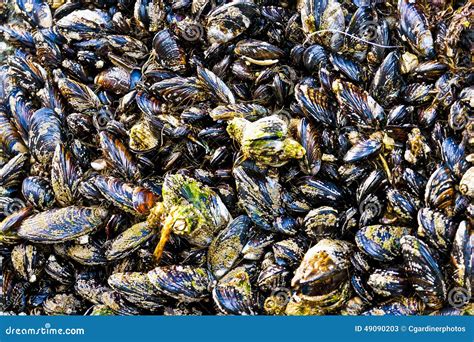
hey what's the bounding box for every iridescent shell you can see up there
[18,206,108,243]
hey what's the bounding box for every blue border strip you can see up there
[0,316,472,342]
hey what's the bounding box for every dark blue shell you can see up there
[15,0,52,28]
[401,235,446,309]
[148,265,212,302]
[356,225,411,262]
[344,139,382,163]
[28,108,62,164]
[21,176,55,210]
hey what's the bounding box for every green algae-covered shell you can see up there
[227,115,305,167]
[162,173,232,246]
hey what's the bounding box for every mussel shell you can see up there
[450,221,471,293]
[304,206,339,240]
[74,277,110,305]
[106,222,154,261]
[208,215,252,279]
[56,74,101,113]
[330,53,365,83]
[0,206,33,234]
[148,265,212,302]
[28,108,62,164]
[150,76,208,105]
[257,264,291,292]
[424,166,455,216]
[95,67,131,95]
[196,66,235,104]
[235,39,285,61]
[356,170,386,203]
[210,103,269,121]
[302,45,328,71]
[0,153,28,196]
[108,34,148,60]
[95,175,158,215]
[18,206,108,243]
[293,118,321,176]
[99,131,141,181]
[0,109,28,156]
[351,251,372,274]
[101,291,142,315]
[51,144,80,207]
[362,297,424,316]
[62,240,108,266]
[402,168,426,198]
[367,268,408,297]
[332,79,384,127]
[398,1,435,58]
[212,265,256,315]
[401,235,446,309]
[56,9,112,40]
[242,230,275,261]
[386,189,418,222]
[108,272,165,309]
[402,83,433,104]
[152,29,187,72]
[387,105,414,126]
[33,30,62,66]
[417,208,455,255]
[294,83,336,127]
[15,0,53,28]
[441,138,469,179]
[233,164,294,234]
[43,293,85,315]
[291,239,353,295]
[351,273,374,304]
[355,225,411,262]
[21,176,55,210]
[286,281,351,315]
[44,255,75,285]
[206,1,259,45]
[369,51,402,106]
[67,113,94,138]
[299,177,345,207]
[8,88,35,142]
[343,138,382,163]
[11,243,46,283]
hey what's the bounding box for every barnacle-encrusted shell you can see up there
[355,225,411,262]
[292,239,353,295]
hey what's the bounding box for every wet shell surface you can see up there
[0,0,472,317]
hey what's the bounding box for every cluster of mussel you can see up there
[0,0,473,316]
